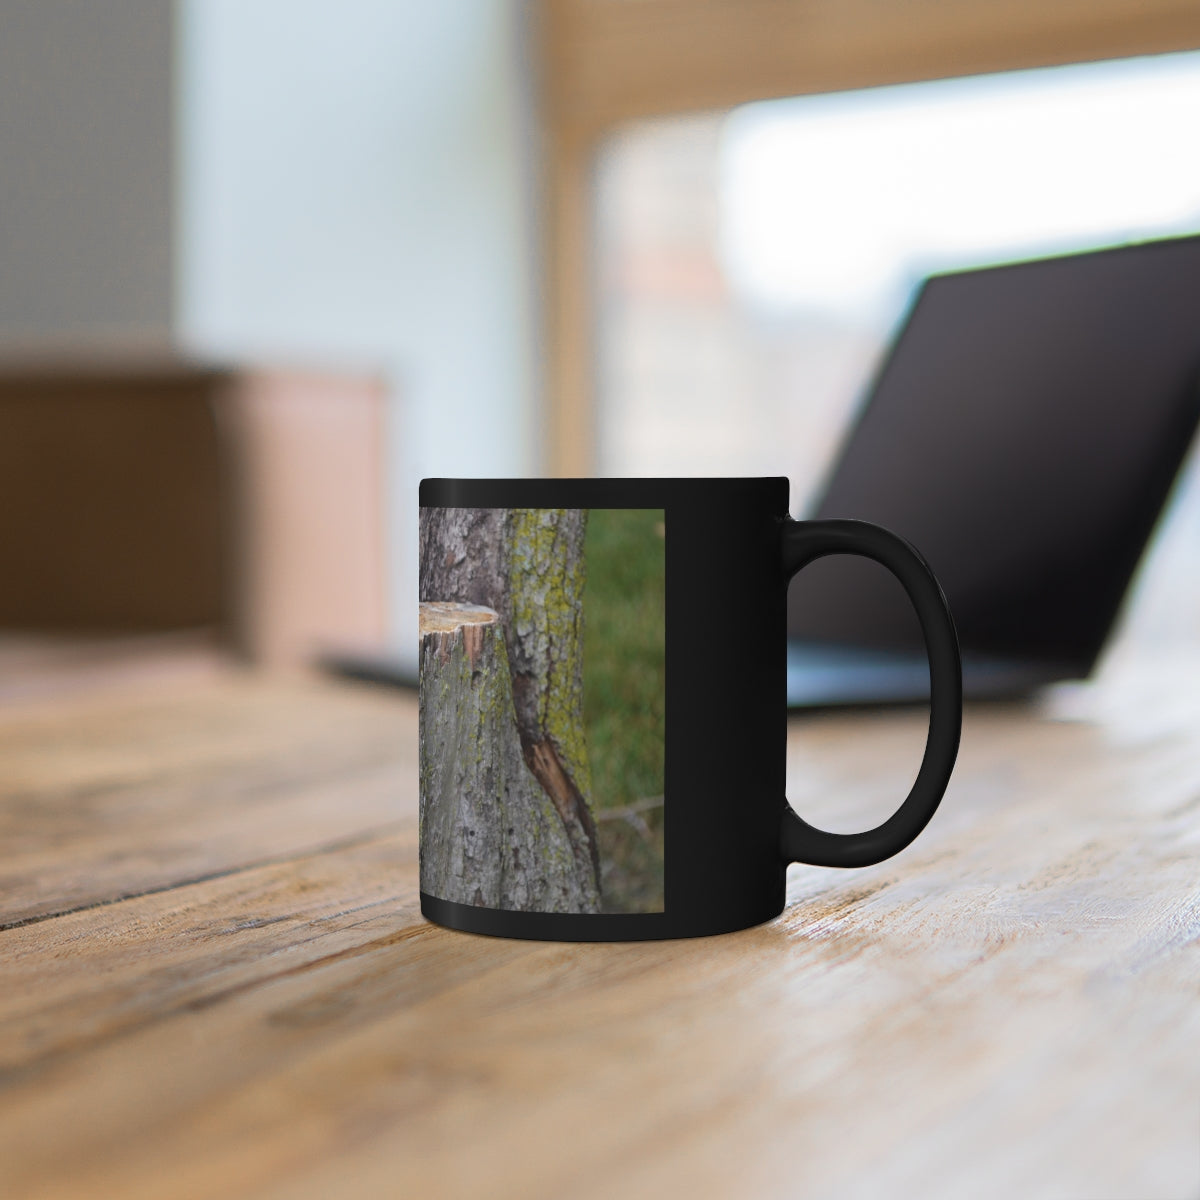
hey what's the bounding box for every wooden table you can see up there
[1,648,1198,1199]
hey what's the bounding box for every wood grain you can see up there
[0,654,1198,1199]
[0,676,418,927]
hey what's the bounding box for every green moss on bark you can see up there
[504,508,593,801]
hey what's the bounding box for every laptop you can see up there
[787,233,1200,707]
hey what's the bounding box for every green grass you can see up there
[582,508,666,912]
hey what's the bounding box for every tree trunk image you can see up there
[418,601,598,912]
[419,508,602,912]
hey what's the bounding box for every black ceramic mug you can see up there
[418,477,960,941]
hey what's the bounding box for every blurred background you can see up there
[2,0,1199,691]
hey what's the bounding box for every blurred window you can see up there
[594,52,1200,521]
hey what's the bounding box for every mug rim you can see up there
[419,476,790,509]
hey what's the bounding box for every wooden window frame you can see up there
[538,0,1200,475]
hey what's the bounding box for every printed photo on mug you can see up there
[419,507,666,915]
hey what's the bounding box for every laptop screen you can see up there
[787,234,1200,672]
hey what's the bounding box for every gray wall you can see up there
[0,0,174,347]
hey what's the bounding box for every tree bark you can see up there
[502,509,600,888]
[419,602,599,913]
[419,507,506,611]
[418,507,601,900]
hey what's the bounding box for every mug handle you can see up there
[780,518,963,867]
